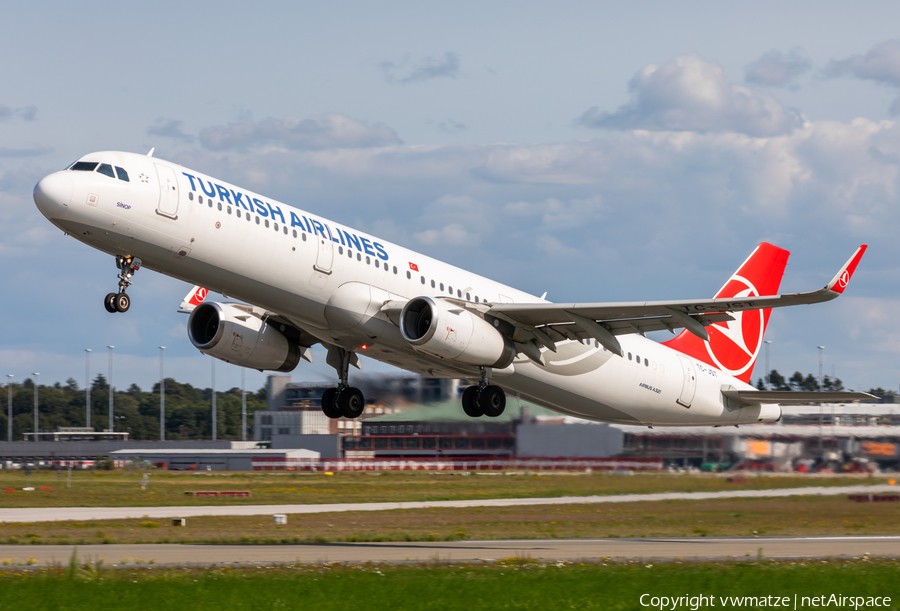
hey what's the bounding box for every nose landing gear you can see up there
[104,256,141,313]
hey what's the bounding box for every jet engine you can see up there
[399,297,515,368]
[188,302,302,372]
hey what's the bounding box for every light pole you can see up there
[211,357,217,441]
[241,368,246,442]
[764,340,772,389]
[818,346,825,390]
[84,349,92,428]
[32,373,39,441]
[107,346,114,432]
[159,347,165,441]
[6,374,13,442]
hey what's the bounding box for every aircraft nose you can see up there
[33,172,74,217]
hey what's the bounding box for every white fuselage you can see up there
[34,151,779,426]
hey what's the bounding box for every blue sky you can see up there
[1,1,899,394]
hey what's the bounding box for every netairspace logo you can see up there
[639,594,892,610]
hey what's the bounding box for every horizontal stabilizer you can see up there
[722,390,875,405]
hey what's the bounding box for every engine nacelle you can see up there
[188,302,302,372]
[399,297,515,368]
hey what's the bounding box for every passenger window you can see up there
[628,352,632,361]
[406,271,411,279]
[292,230,297,238]
[475,296,479,303]
[448,285,452,294]
[255,217,260,224]
[393,266,398,274]
[274,223,278,231]
[218,202,222,211]
[302,233,306,241]
[70,161,98,172]
[265,219,269,228]
[466,293,471,300]
[338,247,343,255]
[440,283,444,291]
[246,213,251,221]
[227,206,232,214]
[636,354,640,363]
[644,358,649,366]
[348,250,353,258]
[97,164,115,178]
[208,201,213,208]
[431,280,435,288]
[199,195,203,204]
[189,192,194,201]
[374,260,379,268]
[457,289,461,298]
[357,253,361,261]
[421,276,425,284]
[115,167,129,182]
[366,256,370,265]
[283,226,287,235]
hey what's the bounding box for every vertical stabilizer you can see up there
[662,243,790,383]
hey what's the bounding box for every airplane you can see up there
[32,150,872,427]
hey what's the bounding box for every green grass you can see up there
[0,469,886,508]
[2,494,898,545]
[0,559,897,610]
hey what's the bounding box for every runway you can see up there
[1,484,895,523]
[1,536,896,566]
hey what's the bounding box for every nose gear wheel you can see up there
[104,256,141,313]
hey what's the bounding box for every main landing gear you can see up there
[321,347,366,420]
[104,256,141,313]
[461,367,506,418]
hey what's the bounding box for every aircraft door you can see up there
[676,355,697,408]
[155,164,179,219]
[314,235,334,274]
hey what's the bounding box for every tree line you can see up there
[756,370,893,398]
[1,376,267,441]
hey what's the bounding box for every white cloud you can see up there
[536,235,577,257]
[148,118,194,142]
[745,49,812,87]
[578,55,805,136]
[504,196,604,229]
[412,195,489,247]
[825,39,900,87]
[381,52,460,84]
[198,113,402,151]
[825,40,900,115]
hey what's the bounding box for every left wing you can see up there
[477,245,866,357]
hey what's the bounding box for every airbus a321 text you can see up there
[33,150,872,426]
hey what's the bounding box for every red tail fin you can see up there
[663,243,790,383]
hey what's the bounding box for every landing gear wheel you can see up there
[479,385,506,418]
[338,387,365,419]
[114,292,131,313]
[320,387,341,419]
[461,385,483,417]
[104,293,117,313]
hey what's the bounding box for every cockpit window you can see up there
[97,164,115,178]
[115,166,129,182]
[70,162,98,172]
